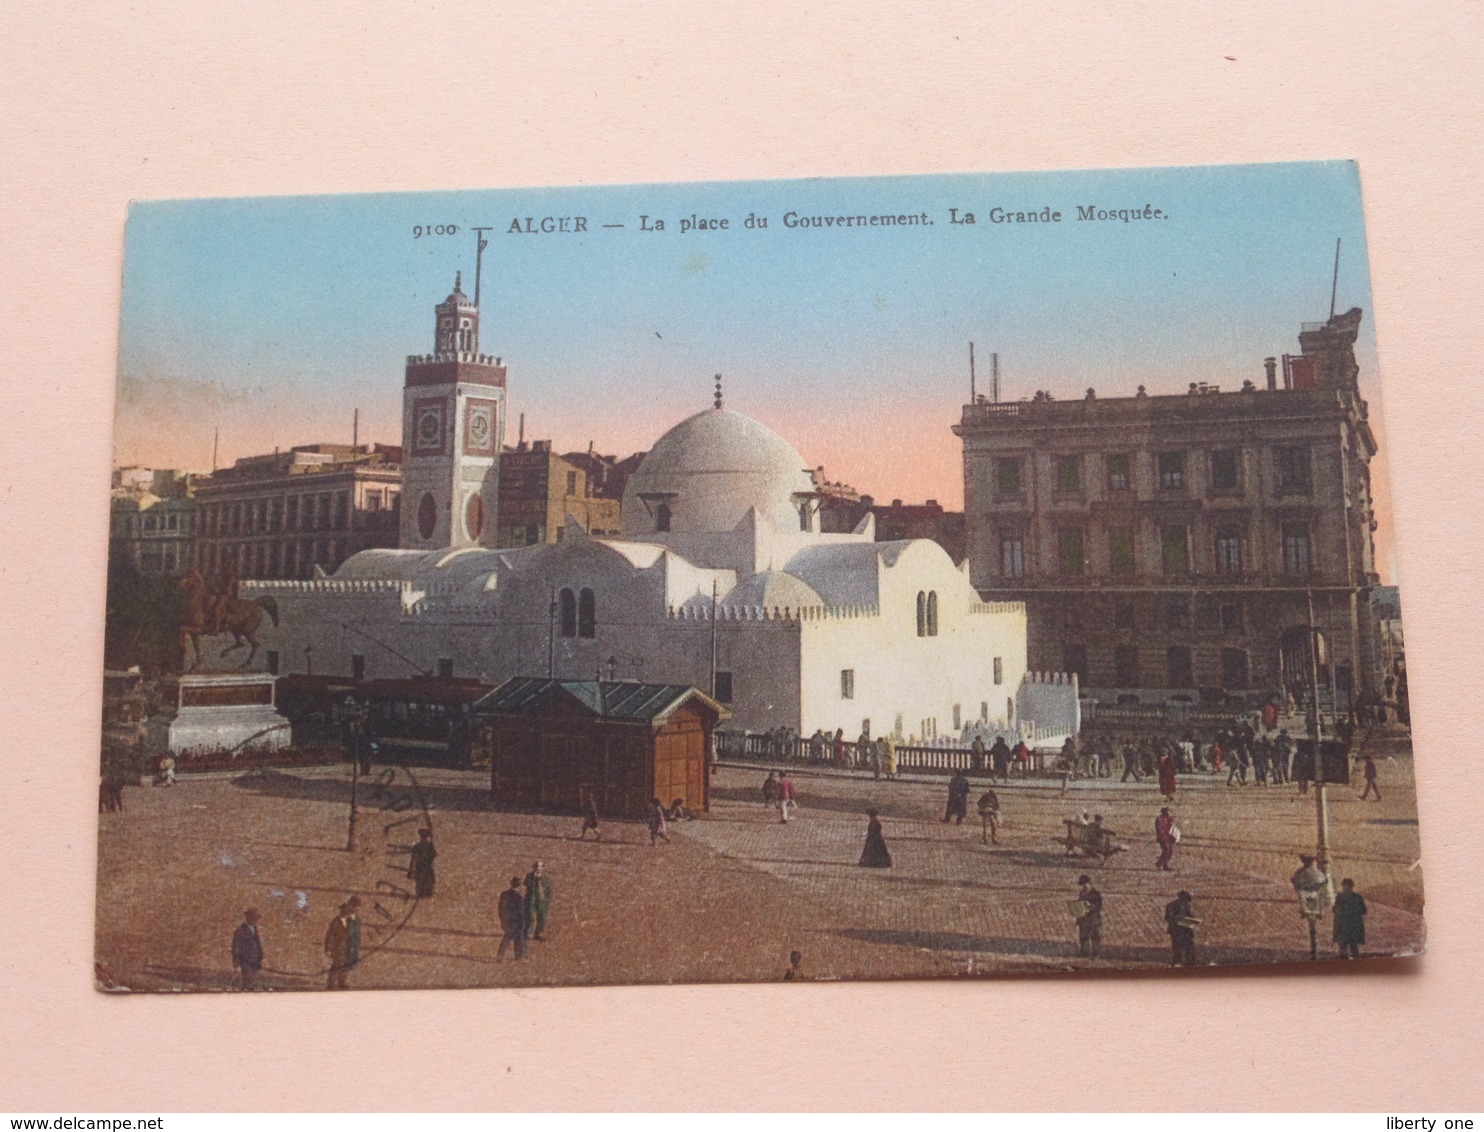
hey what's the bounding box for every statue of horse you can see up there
[178,569,280,670]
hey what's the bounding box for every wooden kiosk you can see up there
[474,678,729,818]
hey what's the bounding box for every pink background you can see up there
[3,1,1482,1111]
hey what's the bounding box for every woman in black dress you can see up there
[859,808,893,868]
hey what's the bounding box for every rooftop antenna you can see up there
[517,412,525,447]
[472,227,493,309]
[1329,237,1342,320]
[969,342,976,402]
[352,407,359,454]
[714,374,723,410]
[991,352,1000,404]
[212,427,219,473]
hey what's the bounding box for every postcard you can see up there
[97,163,1422,992]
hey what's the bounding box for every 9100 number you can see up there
[412,224,460,238]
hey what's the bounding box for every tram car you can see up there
[275,674,495,768]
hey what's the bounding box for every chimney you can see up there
[517,412,525,448]
[1264,357,1278,391]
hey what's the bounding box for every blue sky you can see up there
[115,161,1391,571]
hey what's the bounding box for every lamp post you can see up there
[1305,589,1332,883]
[342,695,368,852]
[1291,854,1331,960]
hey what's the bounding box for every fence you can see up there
[714,731,1059,776]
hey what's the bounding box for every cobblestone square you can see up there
[95,726,1423,992]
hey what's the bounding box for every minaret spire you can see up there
[713,373,723,410]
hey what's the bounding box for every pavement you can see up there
[94,730,1425,992]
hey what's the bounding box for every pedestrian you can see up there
[496,876,528,961]
[579,791,601,840]
[407,827,437,898]
[1332,878,1368,959]
[977,787,1001,845]
[1359,753,1381,801]
[883,733,899,779]
[833,728,847,769]
[1121,741,1141,782]
[868,734,883,780]
[777,771,797,823]
[1157,751,1177,801]
[943,768,970,824]
[523,860,552,942]
[648,797,671,844]
[1226,743,1245,787]
[1164,890,1199,966]
[1060,735,1079,779]
[1154,806,1178,871]
[1012,738,1031,776]
[761,770,779,808]
[783,949,804,980]
[1074,875,1102,959]
[231,908,264,990]
[858,808,893,867]
[990,735,1011,782]
[970,735,987,773]
[1210,737,1224,774]
[323,896,362,990]
[157,753,176,787]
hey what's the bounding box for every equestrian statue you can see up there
[177,565,279,670]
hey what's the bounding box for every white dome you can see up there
[720,570,823,612]
[622,409,815,538]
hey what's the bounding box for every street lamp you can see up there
[341,694,369,852]
[1290,854,1331,960]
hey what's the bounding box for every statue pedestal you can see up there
[150,673,292,756]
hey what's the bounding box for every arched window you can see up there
[559,588,577,638]
[926,591,939,636]
[915,591,927,637]
[578,588,596,638]
[655,502,672,532]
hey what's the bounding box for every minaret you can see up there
[399,273,508,549]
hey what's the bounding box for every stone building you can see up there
[496,440,623,547]
[109,467,197,575]
[953,308,1384,707]
[191,444,402,580]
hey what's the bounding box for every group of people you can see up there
[226,837,555,986]
[1073,875,1200,967]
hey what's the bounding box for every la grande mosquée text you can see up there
[410,203,1170,239]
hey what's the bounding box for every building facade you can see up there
[109,467,197,575]
[496,440,623,547]
[954,308,1384,707]
[191,444,402,580]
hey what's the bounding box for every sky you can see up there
[114,161,1397,579]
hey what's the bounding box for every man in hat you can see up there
[1332,878,1368,959]
[407,827,437,898]
[523,860,553,942]
[323,896,362,990]
[231,908,264,990]
[497,876,528,961]
[1075,875,1103,959]
[1164,890,1198,966]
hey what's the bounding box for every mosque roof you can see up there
[719,569,824,611]
[621,408,815,538]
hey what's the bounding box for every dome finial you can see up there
[713,373,723,410]
[454,270,463,292]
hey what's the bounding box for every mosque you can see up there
[243,280,1076,743]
